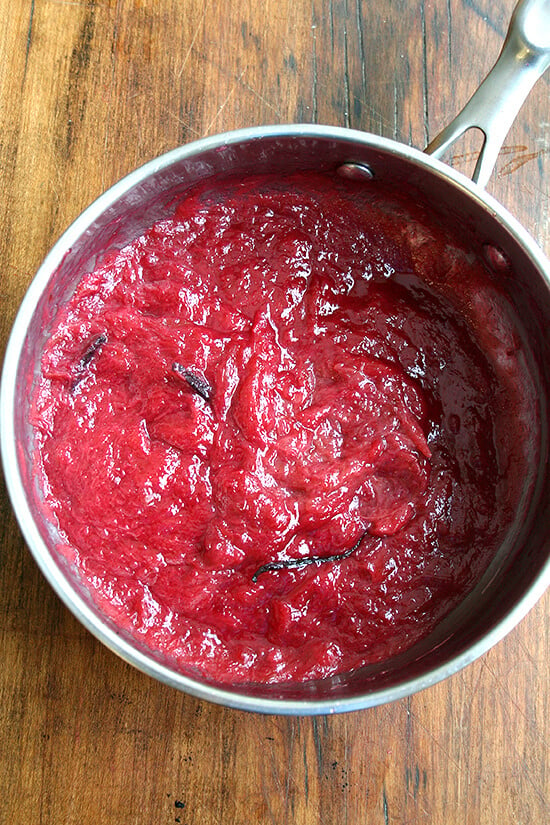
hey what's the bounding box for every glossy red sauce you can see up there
[32,172,532,682]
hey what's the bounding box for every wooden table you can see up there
[1,1,548,822]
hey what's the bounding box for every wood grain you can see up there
[1,1,549,823]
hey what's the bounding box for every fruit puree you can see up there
[32,171,533,683]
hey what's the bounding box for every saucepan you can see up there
[1,0,550,714]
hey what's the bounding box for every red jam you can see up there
[32,172,534,682]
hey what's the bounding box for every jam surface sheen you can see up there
[32,172,533,683]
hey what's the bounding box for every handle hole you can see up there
[434,126,486,179]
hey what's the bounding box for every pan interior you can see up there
[8,130,550,708]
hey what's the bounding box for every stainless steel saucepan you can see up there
[1,0,549,714]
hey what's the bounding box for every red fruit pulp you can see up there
[32,172,537,682]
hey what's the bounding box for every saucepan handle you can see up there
[425,0,550,188]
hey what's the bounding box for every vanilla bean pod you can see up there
[172,363,212,401]
[71,333,107,389]
[252,531,368,583]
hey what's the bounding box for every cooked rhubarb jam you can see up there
[32,172,535,682]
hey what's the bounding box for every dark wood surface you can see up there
[1,1,549,823]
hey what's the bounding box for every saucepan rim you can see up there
[2,123,550,714]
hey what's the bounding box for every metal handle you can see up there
[425,0,550,188]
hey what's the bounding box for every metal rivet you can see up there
[337,162,375,181]
[482,243,511,273]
